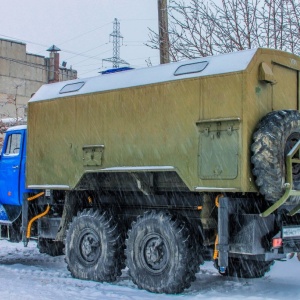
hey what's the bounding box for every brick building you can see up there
[0,38,77,124]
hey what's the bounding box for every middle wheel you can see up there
[126,211,199,294]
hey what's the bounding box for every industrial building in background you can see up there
[0,38,77,134]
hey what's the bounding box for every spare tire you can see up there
[251,110,300,203]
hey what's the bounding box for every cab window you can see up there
[4,134,21,155]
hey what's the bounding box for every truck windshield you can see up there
[4,133,21,155]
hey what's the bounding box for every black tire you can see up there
[251,110,300,203]
[38,238,64,256]
[219,258,274,278]
[125,211,199,294]
[65,209,124,282]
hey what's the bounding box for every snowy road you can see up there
[0,240,299,300]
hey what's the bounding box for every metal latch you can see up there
[227,126,233,135]
[82,144,105,166]
[204,127,209,137]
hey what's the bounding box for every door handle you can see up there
[12,165,19,169]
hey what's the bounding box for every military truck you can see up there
[1,48,300,294]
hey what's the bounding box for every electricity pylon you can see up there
[103,18,129,68]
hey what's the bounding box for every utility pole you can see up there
[103,18,129,68]
[158,0,170,64]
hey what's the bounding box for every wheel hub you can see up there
[79,230,101,264]
[286,132,300,179]
[141,234,169,273]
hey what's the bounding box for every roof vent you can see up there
[174,61,208,76]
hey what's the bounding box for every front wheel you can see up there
[126,211,199,294]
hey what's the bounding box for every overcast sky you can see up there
[0,0,160,78]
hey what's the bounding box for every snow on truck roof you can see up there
[30,48,258,102]
[6,125,27,131]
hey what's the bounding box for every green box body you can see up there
[27,48,300,194]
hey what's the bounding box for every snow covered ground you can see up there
[0,240,298,300]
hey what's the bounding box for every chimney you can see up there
[47,45,61,83]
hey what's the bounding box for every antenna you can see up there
[103,18,129,68]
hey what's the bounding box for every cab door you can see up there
[0,131,23,205]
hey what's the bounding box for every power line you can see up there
[0,22,111,54]
[0,36,116,78]
[74,49,113,66]
[58,22,111,46]
[120,18,156,21]
[0,33,110,63]
[0,34,49,49]
[0,55,48,72]
[63,42,110,61]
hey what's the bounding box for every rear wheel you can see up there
[126,211,199,294]
[65,209,124,282]
[251,110,300,203]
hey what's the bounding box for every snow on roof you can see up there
[30,48,258,103]
[6,125,27,131]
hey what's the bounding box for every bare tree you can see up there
[147,0,300,61]
[262,0,300,52]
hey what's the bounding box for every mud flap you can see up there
[218,197,229,273]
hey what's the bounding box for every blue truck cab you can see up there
[0,125,29,223]
[0,125,63,251]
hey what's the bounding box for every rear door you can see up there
[0,130,24,205]
[272,63,299,110]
